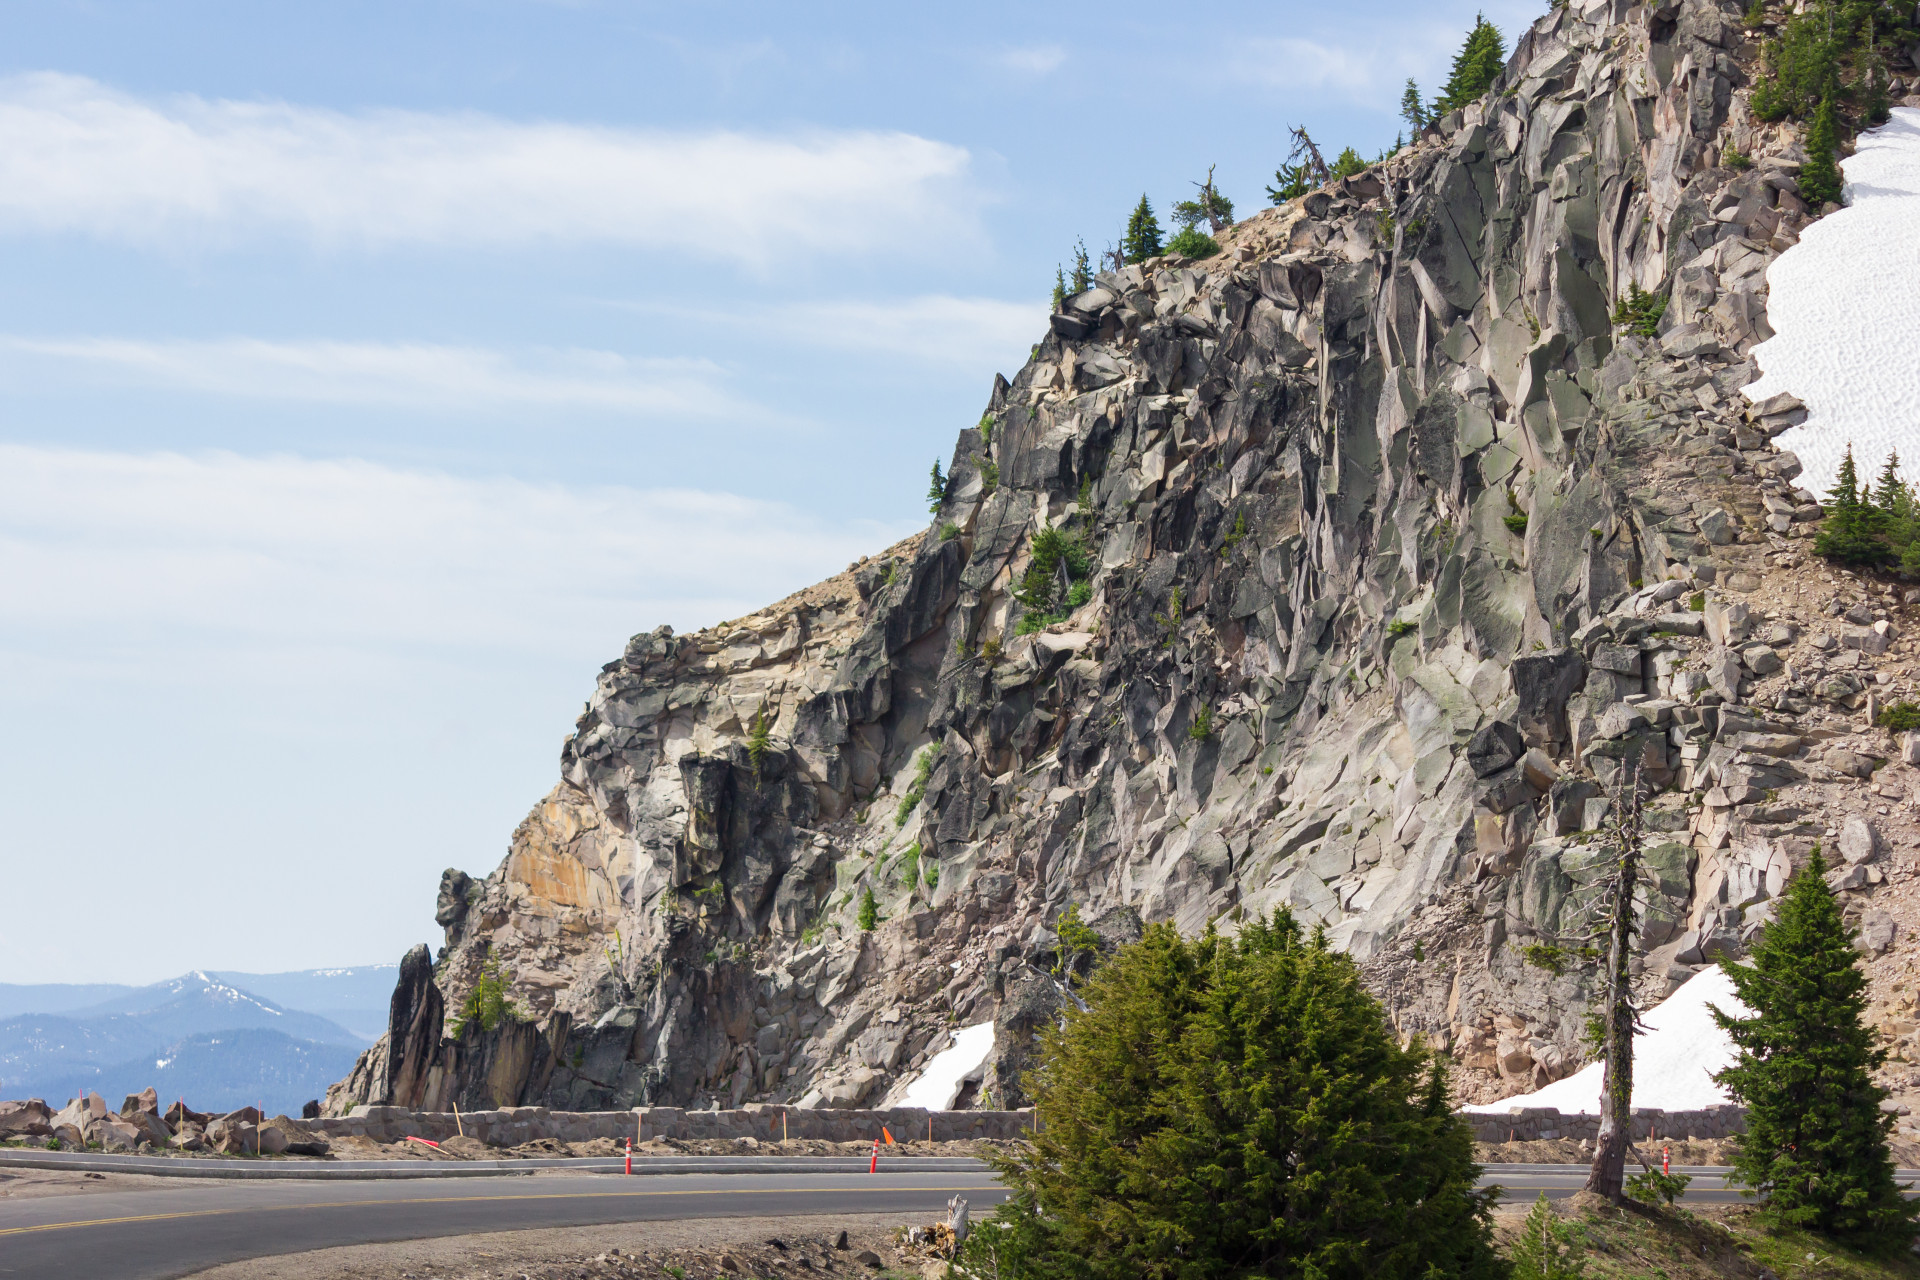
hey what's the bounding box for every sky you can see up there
[0,0,1542,985]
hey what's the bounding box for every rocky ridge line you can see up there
[327,0,1920,1119]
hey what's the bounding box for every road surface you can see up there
[2,1160,1913,1279]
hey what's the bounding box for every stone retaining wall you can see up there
[311,1104,1037,1146]
[1464,1105,1747,1143]
[310,1103,1746,1148]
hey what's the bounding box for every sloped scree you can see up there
[328,0,1908,1116]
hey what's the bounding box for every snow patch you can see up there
[1465,965,1750,1115]
[893,1021,996,1111]
[1745,107,1920,494]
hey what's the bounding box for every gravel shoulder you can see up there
[183,1213,921,1280]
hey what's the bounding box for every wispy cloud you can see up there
[0,444,914,657]
[0,73,983,264]
[0,335,753,416]
[1222,24,1477,99]
[995,46,1068,74]
[606,294,1044,373]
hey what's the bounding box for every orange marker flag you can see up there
[882,1126,896,1146]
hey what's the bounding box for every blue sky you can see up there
[0,0,1540,984]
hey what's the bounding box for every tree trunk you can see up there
[1585,769,1643,1203]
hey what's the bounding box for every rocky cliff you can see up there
[329,0,1920,1118]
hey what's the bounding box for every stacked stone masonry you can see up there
[1464,1104,1747,1143]
[313,1105,1035,1146]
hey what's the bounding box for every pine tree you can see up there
[1873,449,1905,511]
[1508,1194,1587,1280]
[1329,146,1368,181]
[1437,14,1507,113]
[1815,445,1893,565]
[1266,161,1312,204]
[1070,238,1092,293]
[857,886,877,931]
[1121,195,1163,264]
[926,461,947,515]
[1801,93,1844,205]
[1401,78,1431,130]
[958,911,1505,1280]
[1714,851,1919,1244]
[1051,265,1066,313]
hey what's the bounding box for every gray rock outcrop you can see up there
[327,0,1870,1116]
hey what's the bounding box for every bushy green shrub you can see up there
[893,745,941,826]
[1503,512,1529,535]
[453,956,523,1035]
[958,912,1503,1280]
[1165,226,1220,259]
[1016,527,1094,632]
[1875,701,1920,732]
[857,887,877,931]
[1611,283,1667,337]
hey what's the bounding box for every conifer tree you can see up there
[1121,195,1163,264]
[1801,93,1844,205]
[1873,449,1905,511]
[958,911,1505,1280]
[1051,265,1066,313]
[927,461,947,515]
[1815,444,1892,565]
[1509,1194,1587,1280]
[1070,238,1092,293]
[1713,852,1919,1244]
[1329,146,1368,181]
[1437,14,1507,112]
[1401,78,1431,130]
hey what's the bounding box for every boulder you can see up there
[1511,650,1587,749]
[120,1087,160,1119]
[125,1109,172,1148]
[0,1099,52,1137]
[166,1100,212,1128]
[1838,817,1882,865]
[1466,720,1524,777]
[1861,911,1899,956]
[266,1115,330,1157]
[1825,748,1877,779]
[85,1113,140,1151]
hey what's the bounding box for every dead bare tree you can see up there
[1517,763,1648,1205]
[1287,125,1331,186]
[1585,765,1647,1203]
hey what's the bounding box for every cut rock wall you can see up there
[327,0,1915,1119]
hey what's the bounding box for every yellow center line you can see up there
[0,1184,996,1239]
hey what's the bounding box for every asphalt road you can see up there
[0,1167,1008,1280]
[4,1161,1914,1280]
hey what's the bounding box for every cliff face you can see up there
[328,0,1864,1117]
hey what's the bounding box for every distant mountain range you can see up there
[0,966,393,1114]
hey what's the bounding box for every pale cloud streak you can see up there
[0,73,983,263]
[0,444,914,658]
[0,335,751,416]
[607,293,1044,372]
[995,46,1068,74]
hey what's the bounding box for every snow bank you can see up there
[1465,965,1750,1114]
[893,1021,996,1111]
[1744,107,1920,494]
